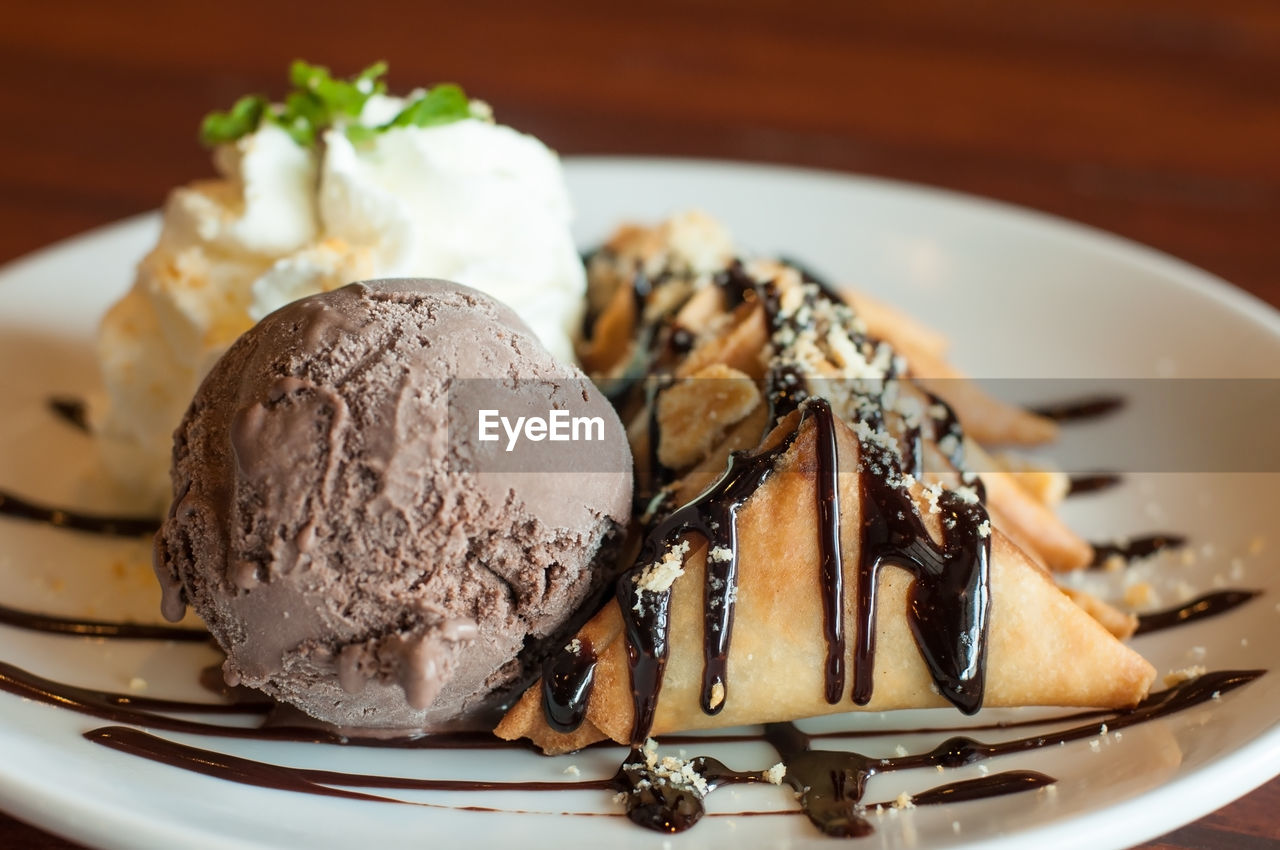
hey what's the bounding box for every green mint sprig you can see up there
[198,61,477,148]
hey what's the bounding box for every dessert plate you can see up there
[1,157,1278,850]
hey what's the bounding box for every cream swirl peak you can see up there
[95,62,585,510]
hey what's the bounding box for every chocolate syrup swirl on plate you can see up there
[0,488,160,537]
[0,396,161,536]
[1067,473,1123,496]
[0,602,207,641]
[1089,534,1187,567]
[1028,395,1126,423]
[45,667,1260,837]
[1134,590,1259,636]
[47,396,91,432]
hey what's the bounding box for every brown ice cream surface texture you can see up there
[153,279,633,731]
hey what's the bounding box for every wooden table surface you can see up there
[1,1,1277,847]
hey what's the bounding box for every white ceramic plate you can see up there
[0,157,1277,850]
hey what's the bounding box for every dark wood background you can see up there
[1,1,1276,847]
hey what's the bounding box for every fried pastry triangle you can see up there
[497,412,1155,754]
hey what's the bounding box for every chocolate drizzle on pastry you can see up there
[549,259,997,750]
[541,638,598,734]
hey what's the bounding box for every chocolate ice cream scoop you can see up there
[153,279,632,731]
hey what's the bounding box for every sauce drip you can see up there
[541,639,597,733]
[614,410,805,738]
[849,412,991,713]
[611,750,761,832]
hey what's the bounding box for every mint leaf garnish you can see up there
[199,95,267,146]
[384,84,472,129]
[289,59,387,119]
[343,123,379,143]
[198,61,472,148]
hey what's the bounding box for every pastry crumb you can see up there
[634,541,690,598]
[1123,582,1153,607]
[892,791,915,810]
[922,483,944,515]
[1102,554,1126,573]
[764,763,786,785]
[1164,665,1206,687]
[563,764,580,776]
[709,546,734,564]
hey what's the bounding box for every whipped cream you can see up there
[96,96,585,509]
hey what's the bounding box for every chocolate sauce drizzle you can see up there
[881,771,1055,807]
[47,396,91,432]
[0,602,207,641]
[0,488,160,537]
[1089,534,1187,567]
[852,450,991,713]
[1067,473,1123,496]
[86,726,610,800]
[1134,590,1259,636]
[0,660,510,748]
[762,668,1260,837]
[615,408,806,737]
[0,397,159,537]
[0,599,1265,836]
[67,670,1260,836]
[1028,395,1126,423]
